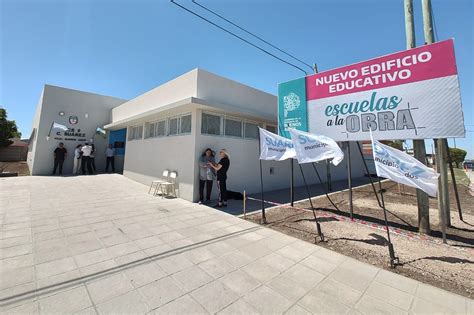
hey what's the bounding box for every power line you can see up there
[170,0,308,75]
[191,0,314,72]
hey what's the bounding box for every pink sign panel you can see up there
[306,39,457,100]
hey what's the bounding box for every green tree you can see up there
[449,147,467,168]
[0,108,21,147]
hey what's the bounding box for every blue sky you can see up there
[1,0,472,157]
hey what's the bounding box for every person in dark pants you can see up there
[52,142,67,175]
[81,142,93,175]
[89,141,96,173]
[105,144,115,173]
[209,149,230,207]
[198,148,215,204]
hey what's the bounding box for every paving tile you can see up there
[242,285,292,314]
[124,261,167,288]
[0,266,35,290]
[39,286,92,314]
[172,265,214,291]
[80,259,117,277]
[105,242,141,258]
[258,252,296,273]
[35,257,77,279]
[138,276,186,309]
[355,295,408,315]
[183,247,216,265]
[36,269,82,292]
[99,233,130,247]
[219,270,261,296]
[151,294,209,314]
[133,235,164,250]
[299,287,351,314]
[365,280,414,310]
[0,254,34,270]
[266,274,309,303]
[198,257,236,279]
[282,263,325,290]
[285,304,312,315]
[74,248,112,268]
[86,273,134,304]
[114,250,147,265]
[155,253,194,275]
[410,297,462,315]
[241,258,281,283]
[217,298,260,315]
[190,281,239,314]
[221,250,255,269]
[314,277,363,308]
[73,307,97,315]
[1,244,32,259]
[415,283,467,314]
[300,254,338,275]
[0,235,32,248]
[69,239,103,255]
[96,290,149,315]
[374,269,418,295]
[328,259,379,292]
[311,246,347,265]
[1,301,39,314]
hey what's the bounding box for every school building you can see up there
[28,68,366,202]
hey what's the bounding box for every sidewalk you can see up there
[1,175,472,314]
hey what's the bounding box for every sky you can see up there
[1,0,473,157]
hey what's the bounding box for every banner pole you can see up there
[445,139,463,221]
[311,162,340,212]
[290,158,294,207]
[298,164,324,242]
[377,178,399,268]
[258,129,267,224]
[356,142,383,208]
[326,160,332,191]
[346,142,354,220]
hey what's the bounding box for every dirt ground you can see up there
[246,171,474,298]
[0,161,30,176]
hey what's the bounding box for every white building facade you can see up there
[29,69,366,202]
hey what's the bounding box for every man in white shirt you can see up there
[81,143,93,175]
[105,144,115,173]
[73,144,82,175]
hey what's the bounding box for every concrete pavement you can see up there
[1,174,472,314]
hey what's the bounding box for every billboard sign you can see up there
[278,39,465,141]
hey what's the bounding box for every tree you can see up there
[383,140,404,151]
[0,108,21,147]
[449,147,467,168]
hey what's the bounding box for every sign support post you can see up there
[405,0,431,234]
[377,178,399,268]
[422,0,451,232]
[290,158,294,207]
[356,142,382,208]
[445,140,463,221]
[258,129,267,224]
[346,142,354,220]
[298,164,324,242]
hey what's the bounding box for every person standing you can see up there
[73,144,82,175]
[52,142,67,175]
[89,140,96,173]
[198,148,215,204]
[209,149,230,207]
[105,144,116,173]
[81,142,93,175]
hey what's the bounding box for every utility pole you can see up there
[422,0,450,239]
[404,0,430,234]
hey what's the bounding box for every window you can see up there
[169,117,179,135]
[244,122,259,139]
[202,113,221,135]
[156,120,166,136]
[224,118,242,137]
[266,125,277,134]
[180,114,192,134]
[128,125,143,140]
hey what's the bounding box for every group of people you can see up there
[52,141,116,175]
[198,148,230,208]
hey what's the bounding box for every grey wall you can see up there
[28,85,126,175]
